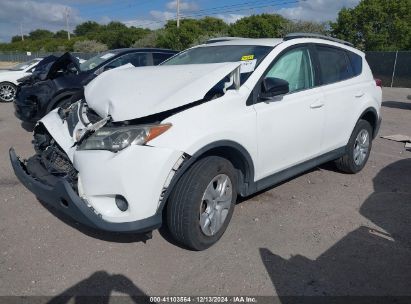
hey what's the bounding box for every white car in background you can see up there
[10,34,382,250]
[0,58,42,102]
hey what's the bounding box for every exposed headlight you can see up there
[78,123,172,152]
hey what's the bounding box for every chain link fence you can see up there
[0,50,410,88]
[366,51,411,88]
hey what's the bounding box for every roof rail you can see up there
[284,33,354,47]
[205,37,246,44]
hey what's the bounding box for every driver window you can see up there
[266,47,314,93]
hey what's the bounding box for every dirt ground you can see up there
[0,88,410,300]
[0,62,17,69]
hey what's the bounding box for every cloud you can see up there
[216,14,245,24]
[123,18,163,30]
[277,0,360,22]
[0,0,82,42]
[166,0,199,12]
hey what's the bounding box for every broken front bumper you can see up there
[9,148,162,233]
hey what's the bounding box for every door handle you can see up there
[355,91,365,98]
[310,101,324,109]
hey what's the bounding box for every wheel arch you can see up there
[359,107,379,138]
[156,140,255,216]
[46,89,82,112]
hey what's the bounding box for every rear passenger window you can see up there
[347,51,362,76]
[316,46,354,85]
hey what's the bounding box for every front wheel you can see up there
[166,156,237,250]
[0,82,17,102]
[336,119,373,174]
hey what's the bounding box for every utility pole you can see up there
[65,8,71,40]
[176,0,180,28]
[20,23,24,41]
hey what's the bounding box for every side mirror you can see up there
[260,77,289,100]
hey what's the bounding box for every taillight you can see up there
[375,78,382,87]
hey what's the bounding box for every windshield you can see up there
[162,45,273,83]
[80,50,120,71]
[10,59,40,71]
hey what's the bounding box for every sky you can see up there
[0,0,361,42]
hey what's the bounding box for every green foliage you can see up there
[331,0,411,51]
[228,14,288,38]
[54,30,70,39]
[133,31,163,48]
[74,21,101,36]
[1,3,409,53]
[73,40,108,52]
[28,29,54,40]
[280,20,329,36]
[156,17,230,50]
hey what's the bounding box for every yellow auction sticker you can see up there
[241,55,254,61]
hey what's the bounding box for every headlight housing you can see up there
[78,123,171,152]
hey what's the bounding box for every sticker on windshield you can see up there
[240,59,257,73]
[241,55,254,61]
[100,53,115,60]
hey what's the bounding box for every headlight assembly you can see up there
[78,123,171,152]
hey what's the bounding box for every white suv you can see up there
[10,34,382,250]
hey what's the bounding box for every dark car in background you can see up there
[14,48,177,124]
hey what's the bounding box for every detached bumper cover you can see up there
[9,148,161,233]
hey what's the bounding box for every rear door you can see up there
[253,45,325,180]
[314,45,364,152]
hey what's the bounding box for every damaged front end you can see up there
[10,62,244,233]
[10,98,185,233]
[14,53,83,123]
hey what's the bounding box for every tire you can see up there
[167,156,237,250]
[335,119,373,174]
[0,82,17,102]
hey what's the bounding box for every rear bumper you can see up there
[9,148,161,233]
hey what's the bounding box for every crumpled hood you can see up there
[84,62,241,121]
[20,52,80,84]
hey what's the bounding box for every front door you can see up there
[253,46,325,180]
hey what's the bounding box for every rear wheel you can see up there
[0,82,16,102]
[336,119,373,173]
[167,156,237,250]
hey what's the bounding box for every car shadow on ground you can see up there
[37,199,152,244]
[382,101,411,110]
[259,159,411,301]
[47,271,150,304]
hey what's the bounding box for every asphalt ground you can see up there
[0,87,410,300]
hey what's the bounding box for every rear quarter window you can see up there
[347,51,363,76]
[316,45,355,85]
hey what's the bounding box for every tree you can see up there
[28,29,54,40]
[73,40,108,52]
[280,20,329,36]
[229,14,288,38]
[54,30,70,39]
[331,0,411,51]
[74,21,101,36]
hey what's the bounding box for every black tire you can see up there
[0,82,17,103]
[166,156,237,250]
[335,119,373,174]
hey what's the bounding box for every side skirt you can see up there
[252,147,346,194]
